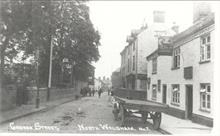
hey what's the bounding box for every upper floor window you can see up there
[127,58,130,72]
[200,83,211,111]
[133,55,135,71]
[133,42,135,51]
[152,58,157,74]
[173,47,180,69]
[200,34,211,62]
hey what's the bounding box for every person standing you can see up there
[92,88,95,96]
[98,87,102,98]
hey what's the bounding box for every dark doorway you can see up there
[185,85,193,119]
[162,84,167,104]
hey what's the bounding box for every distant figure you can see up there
[98,88,103,98]
[92,89,95,96]
[88,87,91,96]
[108,88,110,96]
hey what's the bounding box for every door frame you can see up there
[185,84,193,119]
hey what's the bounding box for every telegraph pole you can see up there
[47,36,53,101]
[36,48,40,108]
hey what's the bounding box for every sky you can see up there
[87,1,206,79]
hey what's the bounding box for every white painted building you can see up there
[146,11,214,127]
[120,11,175,90]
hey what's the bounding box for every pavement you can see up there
[0,92,213,134]
[0,96,76,124]
[160,113,212,134]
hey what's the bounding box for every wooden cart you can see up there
[113,96,169,130]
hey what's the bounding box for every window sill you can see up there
[152,72,157,75]
[199,108,211,113]
[171,102,180,107]
[199,60,211,64]
[171,67,180,70]
[151,98,157,101]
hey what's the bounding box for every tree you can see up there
[0,0,101,88]
[0,0,33,88]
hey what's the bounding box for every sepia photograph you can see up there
[0,0,220,135]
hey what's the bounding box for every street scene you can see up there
[0,92,161,134]
[0,0,219,135]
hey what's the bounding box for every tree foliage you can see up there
[0,0,100,87]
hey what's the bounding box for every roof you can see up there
[172,13,214,44]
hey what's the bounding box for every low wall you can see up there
[0,85,17,111]
[27,87,80,104]
[113,88,147,100]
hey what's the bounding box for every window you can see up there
[152,58,157,74]
[127,58,129,72]
[173,47,180,69]
[200,35,211,62]
[157,80,161,92]
[133,55,135,71]
[140,80,147,89]
[128,46,130,55]
[152,84,157,100]
[200,83,211,111]
[171,84,180,104]
[133,42,135,51]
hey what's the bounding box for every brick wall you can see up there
[0,85,17,111]
[27,87,80,104]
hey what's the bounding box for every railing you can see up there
[113,88,147,100]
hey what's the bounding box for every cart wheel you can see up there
[141,111,148,124]
[119,104,125,126]
[152,112,161,130]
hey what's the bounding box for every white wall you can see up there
[147,29,214,119]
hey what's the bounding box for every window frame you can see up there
[152,57,157,74]
[152,84,157,101]
[200,34,211,63]
[133,55,135,71]
[172,47,180,69]
[200,83,211,112]
[171,84,180,105]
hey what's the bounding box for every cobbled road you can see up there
[0,92,162,134]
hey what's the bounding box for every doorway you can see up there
[185,85,193,119]
[162,84,167,104]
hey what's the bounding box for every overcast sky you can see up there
[88,1,212,79]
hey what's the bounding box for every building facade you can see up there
[146,13,214,127]
[120,11,175,90]
[111,68,122,88]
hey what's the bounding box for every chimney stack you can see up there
[193,3,211,24]
[153,11,165,23]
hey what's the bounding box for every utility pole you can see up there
[47,36,53,101]
[36,48,40,108]
[47,0,53,101]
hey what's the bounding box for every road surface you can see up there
[0,92,162,134]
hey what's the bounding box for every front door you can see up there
[185,85,193,119]
[162,84,167,104]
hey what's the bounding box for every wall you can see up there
[27,87,79,104]
[146,28,214,120]
[0,85,16,111]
